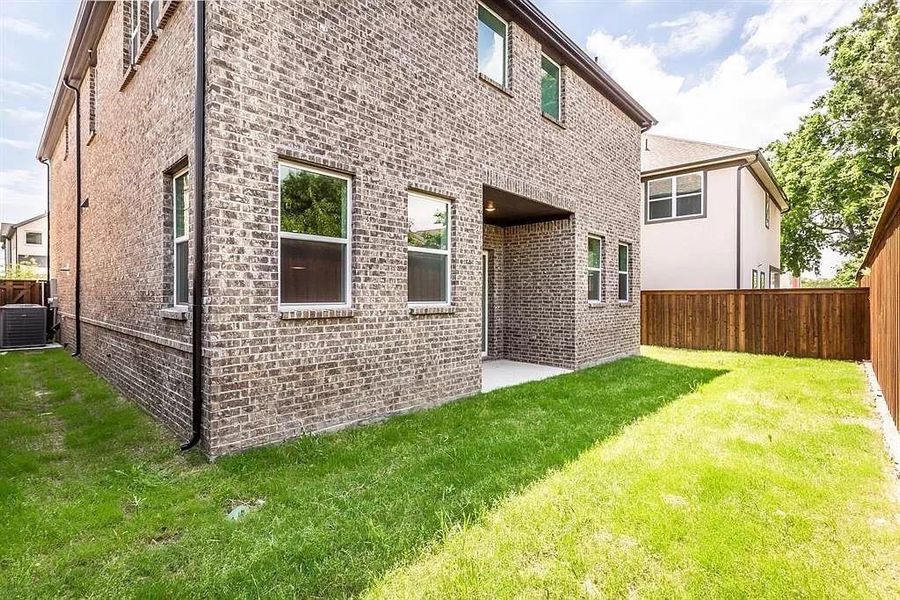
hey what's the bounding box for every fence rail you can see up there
[0,279,46,307]
[641,288,870,361]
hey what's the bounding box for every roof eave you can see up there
[505,0,656,131]
[36,1,114,161]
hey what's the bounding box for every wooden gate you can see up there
[0,279,45,306]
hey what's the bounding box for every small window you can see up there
[765,194,771,229]
[150,0,160,30]
[129,0,140,65]
[618,243,630,302]
[646,172,703,221]
[408,191,451,304]
[541,54,561,120]
[587,236,602,302]
[25,232,42,245]
[279,163,351,307]
[751,269,758,289]
[88,66,97,135]
[172,169,189,306]
[477,3,507,87]
[64,122,69,160]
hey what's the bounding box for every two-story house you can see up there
[37,0,654,456]
[640,135,789,290]
[1,213,49,276]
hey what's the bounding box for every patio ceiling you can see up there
[482,185,572,227]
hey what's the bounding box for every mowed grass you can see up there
[0,348,898,598]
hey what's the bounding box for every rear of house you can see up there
[640,135,788,291]
[1,213,49,276]
[38,0,653,456]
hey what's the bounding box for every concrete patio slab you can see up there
[482,359,571,393]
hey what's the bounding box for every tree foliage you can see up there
[280,170,347,238]
[767,0,900,276]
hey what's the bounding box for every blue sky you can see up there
[1,0,861,273]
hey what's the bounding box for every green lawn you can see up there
[1,348,897,598]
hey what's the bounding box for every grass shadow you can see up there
[1,351,726,598]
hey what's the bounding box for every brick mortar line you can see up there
[59,312,191,353]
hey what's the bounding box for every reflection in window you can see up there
[279,163,351,305]
[408,191,451,303]
[587,236,602,301]
[541,54,561,120]
[478,3,507,86]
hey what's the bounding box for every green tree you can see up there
[280,169,347,238]
[768,0,900,276]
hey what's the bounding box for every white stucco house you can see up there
[640,135,789,290]
[1,213,49,276]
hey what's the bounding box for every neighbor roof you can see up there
[641,135,752,173]
[641,134,789,212]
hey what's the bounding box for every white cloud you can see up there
[652,11,735,56]
[0,169,44,223]
[743,0,864,60]
[0,79,52,98]
[0,138,34,150]
[0,108,44,123]
[586,31,817,148]
[0,16,50,39]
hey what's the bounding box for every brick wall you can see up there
[49,0,642,457]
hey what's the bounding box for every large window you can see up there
[408,191,451,304]
[477,3,507,87]
[587,236,602,302]
[172,169,189,306]
[646,172,703,222]
[25,232,42,245]
[279,163,351,307]
[541,54,561,120]
[617,243,630,302]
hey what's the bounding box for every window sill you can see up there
[280,307,356,320]
[137,32,159,64]
[617,301,634,307]
[160,307,189,321]
[478,73,512,97]
[120,65,137,91]
[159,0,178,29]
[587,301,607,308]
[409,305,456,316]
[86,131,96,146]
[541,112,565,129]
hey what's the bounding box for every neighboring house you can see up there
[640,135,789,290]
[1,213,49,276]
[37,1,654,456]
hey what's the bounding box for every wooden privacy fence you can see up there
[0,279,45,306]
[641,289,870,361]
[858,173,899,431]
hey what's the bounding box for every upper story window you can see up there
[587,236,602,302]
[765,194,771,229]
[149,0,161,30]
[618,243,630,302]
[408,191,452,305]
[25,232,42,245]
[646,172,703,222]
[129,0,140,65]
[477,3,507,87]
[279,162,351,307]
[541,54,561,121]
[172,169,189,306]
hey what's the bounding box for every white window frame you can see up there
[765,194,771,229]
[540,53,562,121]
[172,168,189,308]
[587,235,602,303]
[645,172,704,222]
[618,243,630,303]
[129,0,140,65]
[24,232,42,246]
[407,190,452,307]
[277,161,353,310]
[477,1,508,88]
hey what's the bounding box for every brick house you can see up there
[37,0,654,456]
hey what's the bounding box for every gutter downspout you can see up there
[182,0,206,452]
[61,78,82,357]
